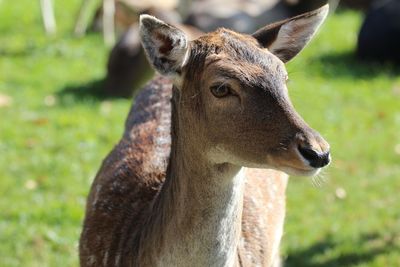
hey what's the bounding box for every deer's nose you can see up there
[298,145,330,168]
[294,129,330,168]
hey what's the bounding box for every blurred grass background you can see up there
[0,1,399,266]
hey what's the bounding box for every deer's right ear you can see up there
[140,15,189,76]
[252,5,329,62]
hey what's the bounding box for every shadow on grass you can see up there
[285,232,399,267]
[57,79,129,103]
[311,51,400,79]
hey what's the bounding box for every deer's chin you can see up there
[278,165,321,177]
[236,160,321,177]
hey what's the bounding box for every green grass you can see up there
[1,1,399,266]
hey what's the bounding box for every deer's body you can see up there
[80,76,287,266]
[80,6,330,267]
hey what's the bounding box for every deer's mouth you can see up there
[267,150,324,177]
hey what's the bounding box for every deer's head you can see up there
[140,5,330,176]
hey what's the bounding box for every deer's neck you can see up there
[138,89,245,267]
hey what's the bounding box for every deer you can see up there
[80,4,331,267]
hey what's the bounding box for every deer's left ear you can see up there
[140,14,189,76]
[252,4,329,62]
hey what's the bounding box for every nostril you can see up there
[298,146,318,162]
[298,145,330,168]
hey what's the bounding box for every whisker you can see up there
[311,170,329,188]
[311,176,321,188]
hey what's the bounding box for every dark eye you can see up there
[210,84,231,98]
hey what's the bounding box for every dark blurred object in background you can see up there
[104,26,151,97]
[286,0,333,13]
[340,0,374,10]
[357,0,400,62]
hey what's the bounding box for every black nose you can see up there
[298,145,331,168]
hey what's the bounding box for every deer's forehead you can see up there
[196,30,287,79]
[205,53,285,76]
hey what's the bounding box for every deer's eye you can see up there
[210,84,231,98]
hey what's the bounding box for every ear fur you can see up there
[139,14,189,75]
[252,4,329,62]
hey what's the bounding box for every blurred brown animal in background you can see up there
[80,5,330,267]
[91,0,180,33]
[99,0,335,97]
